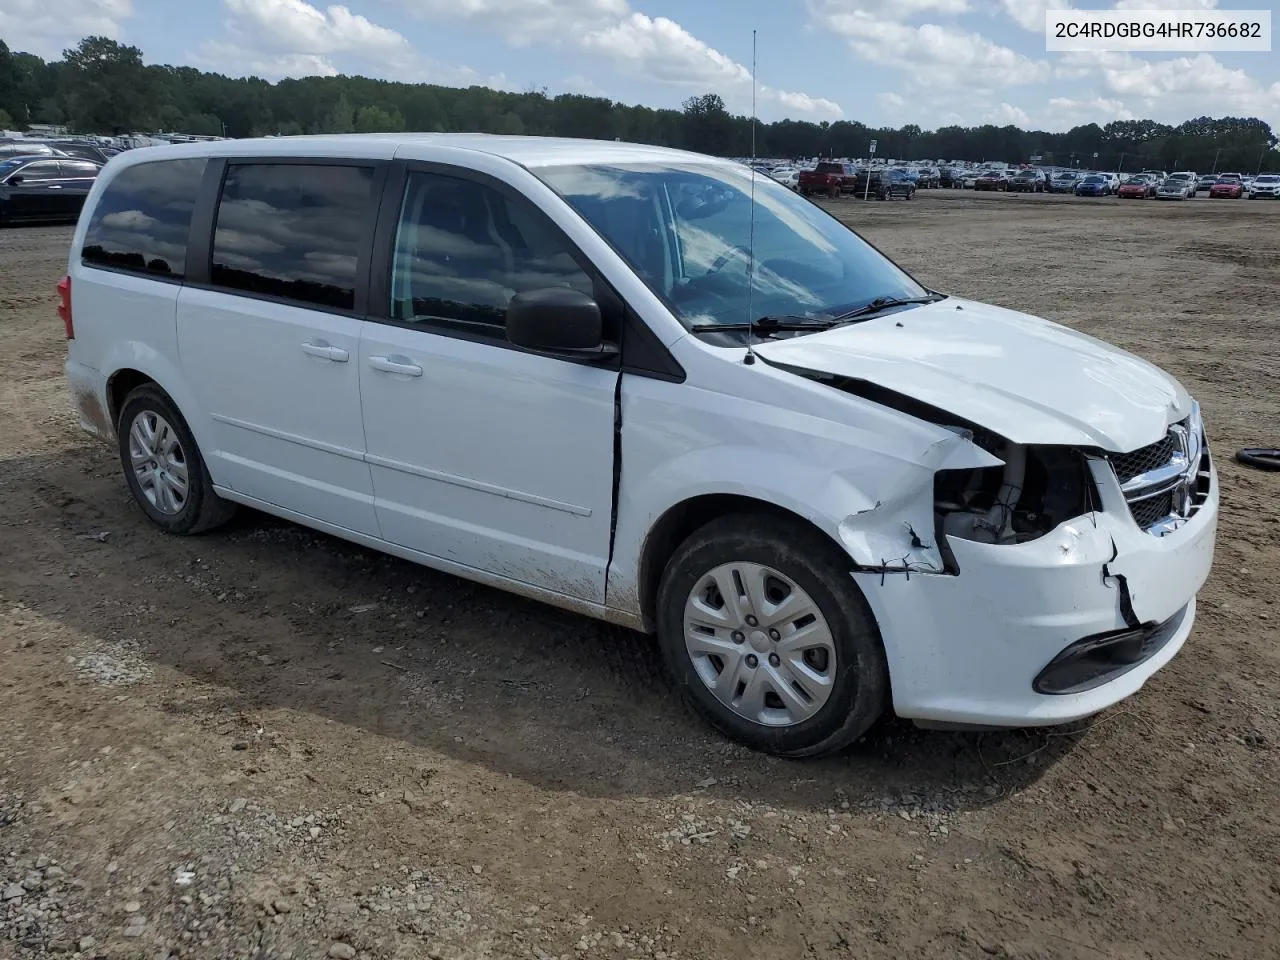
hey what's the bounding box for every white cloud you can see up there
[1084,52,1280,126]
[223,0,409,56]
[809,0,973,19]
[1043,96,1136,127]
[192,41,339,78]
[196,0,517,89]
[1112,0,1217,9]
[392,0,844,117]
[995,0,1072,33]
[818,12,1051,89]
[0,0,133,57]
[989,102,1032,126]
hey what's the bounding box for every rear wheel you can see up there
[656,514,888,757]
[117,385,236,535]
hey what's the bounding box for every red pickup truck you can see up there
[798,162,857,198]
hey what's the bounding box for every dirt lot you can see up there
[1,191,1278,960]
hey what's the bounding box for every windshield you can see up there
[1256,176,1279,183]
[1083,176,1104,183]
[535,162,928,331]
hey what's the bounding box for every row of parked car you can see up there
[952,165,1279,200]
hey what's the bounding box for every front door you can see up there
[358,167,619,602]
[177,160,382,535]
[5,160,63,220]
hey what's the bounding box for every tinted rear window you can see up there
[211,163,374,311]
[81,158,206,279]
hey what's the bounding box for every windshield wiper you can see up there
[831,294,945,323]
[690,315,839,334]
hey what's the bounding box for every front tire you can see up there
[656,514,888,757]
[117,385,236,535]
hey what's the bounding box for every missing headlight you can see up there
[935,443,1097,558]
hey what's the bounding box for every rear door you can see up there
[176,159,384,535]
[356,164,620,601]
[57,160,101,218]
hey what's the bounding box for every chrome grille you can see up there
[1108,405,1207,536]
[1129,490,1175,530]
[1110,433,1178,485]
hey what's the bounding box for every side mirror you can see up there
[506,287,616,360]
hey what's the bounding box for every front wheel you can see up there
[117,385,236,535]
[656,514,888,757]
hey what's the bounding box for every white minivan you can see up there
[62,134,1217,756]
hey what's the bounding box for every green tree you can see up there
[0,107,12,129]
[681,93,733,155]
[353,105,404,132]
[60,36,151,133]
[324,94,354,133]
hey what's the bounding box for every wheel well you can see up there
[636,494,841,627]
[106,369,156,429]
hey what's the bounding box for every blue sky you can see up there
[2,0,1278,131]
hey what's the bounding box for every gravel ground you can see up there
[1,190,1278,960]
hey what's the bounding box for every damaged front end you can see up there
[813,374,1105,578]
[785,370,1218,727]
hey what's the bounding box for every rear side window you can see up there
[211,163,374,312]
[81,159,206,279]
[60,160,100,178]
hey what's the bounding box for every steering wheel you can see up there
[708,245,753,275]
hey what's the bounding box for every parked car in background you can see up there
[0,140,59,158]
[1008,169,1046,193]
[961,170,981,189]
[42,140,113,164]
[1074,174,1111,197]
[1157,176,1195,200]
[798,161,856,198]
[915,167,940,189]
[1049,172,1080,193]
[1117,176,1154,199]
[1248,174,1279,198]
[769,166,800,190]
[1140,170,1168,184]
[62,133,1219,757]
[974,170,1010,191]
[1166,171,1198,194]
[0,155,102,224]
[1196,173,1218,191]
[939,166,962,188]
[1209,177,1245,199]
[851,167,916,200]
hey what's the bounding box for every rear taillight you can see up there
[57,275,73,339]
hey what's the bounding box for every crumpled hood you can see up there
[754,297,1191,452]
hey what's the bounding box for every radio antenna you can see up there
[743,28,759,366]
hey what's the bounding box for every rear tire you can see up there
[117,385,236,535]
[656,513,888,757]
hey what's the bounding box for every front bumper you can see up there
[854,461,1218,727]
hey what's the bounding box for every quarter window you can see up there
[211,163,374,312]
[81,158,206,278]
[389,171,593,333]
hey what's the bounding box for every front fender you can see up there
[607,367,1000,622]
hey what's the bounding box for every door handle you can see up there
[301,340,349,362]
[48,185,63,190]
[368,355,423,377]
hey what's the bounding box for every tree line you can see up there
[2,36,1277,174]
